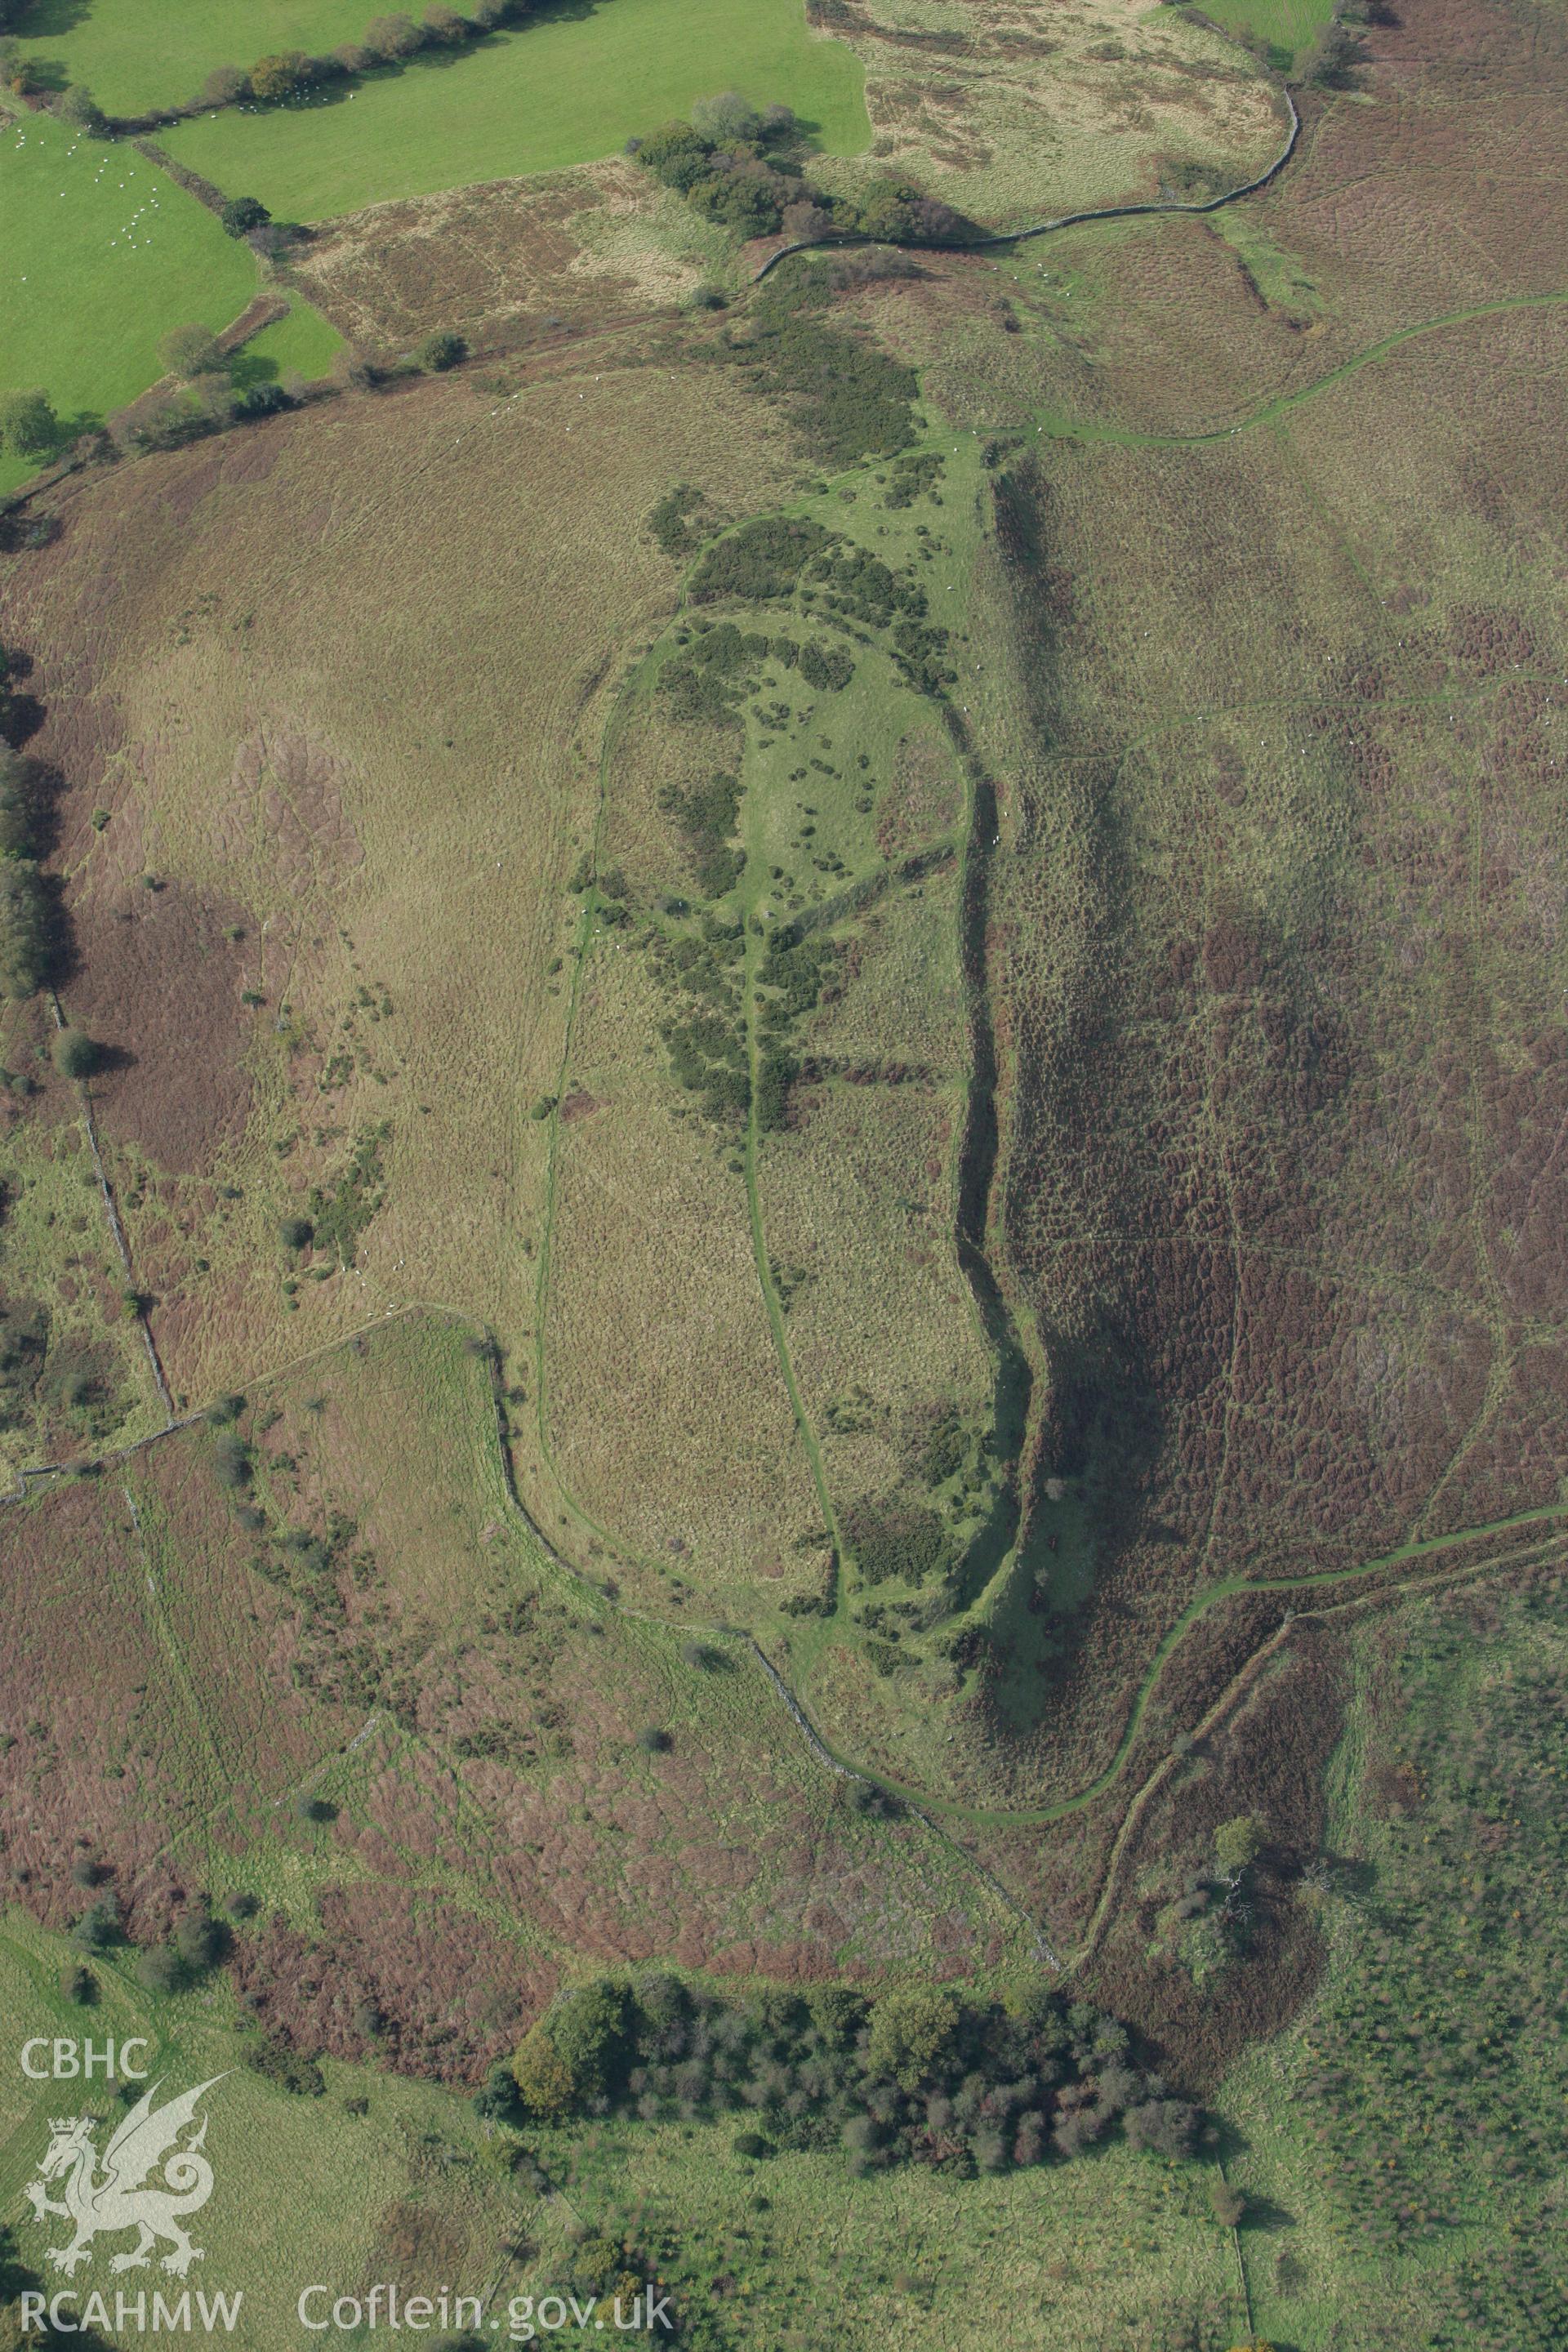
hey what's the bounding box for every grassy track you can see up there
[779,1505,1568,1833]
[158,0,869,220]
[0,104,257,492]
[528,659,674,1573]
[1022,287,1568,448]
[737,762,850,1571]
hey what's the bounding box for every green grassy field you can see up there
[158,0,869,223]
[16,0,372,119]
[1185,0,1336,69]
[536,2103,1245,2348]
[234,293,346,385]
[0,105,257,492]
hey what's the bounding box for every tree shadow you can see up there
[2,693,46,751]
[16,756,68,860]
[0,510,60,555]
[38,870,81,991]
[229,349,279,392]
[1239,2194,1299,2234]
[16,0,94,33]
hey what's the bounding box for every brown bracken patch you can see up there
[65,878,255,1175]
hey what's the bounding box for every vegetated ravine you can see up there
[950,744,1040,1612]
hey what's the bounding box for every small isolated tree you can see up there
[1213,1814,1266,1881]
[211,1429,251,1489]
[63,1963,98,2006]
[0,387,59,460]
[70,1895,121,1953]
[363,11,425,59]
[158,323,225,381]
[296,1793,337,1824]
[636,1726,671,1753]
[51,1027,99,1080]
[137,1944,185,1994]
[416,329,466,372]
[220,194,270,238]
[1209,2174,1246,2228]
[175,1906,227,1972]
[226,1888,260,1920]
[279,1214,314,1250]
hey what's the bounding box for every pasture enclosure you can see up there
[157,0,871,220]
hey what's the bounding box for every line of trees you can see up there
[205,0,530,112]
[488,1971,1205,2177]
[2,0,550,127]
[1,0,557,131]
[0,733,57,1000]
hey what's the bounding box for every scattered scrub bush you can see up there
[51,1028,98,1080]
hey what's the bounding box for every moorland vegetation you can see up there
[2,0,1567,2333]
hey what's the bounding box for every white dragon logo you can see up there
[22,2077,225,2277]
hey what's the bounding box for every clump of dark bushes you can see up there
[633,95,971,251]
[724,265,923,466]
[688,515,831,604]
[505,1973,1203,2176]
[657,769,745,898]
